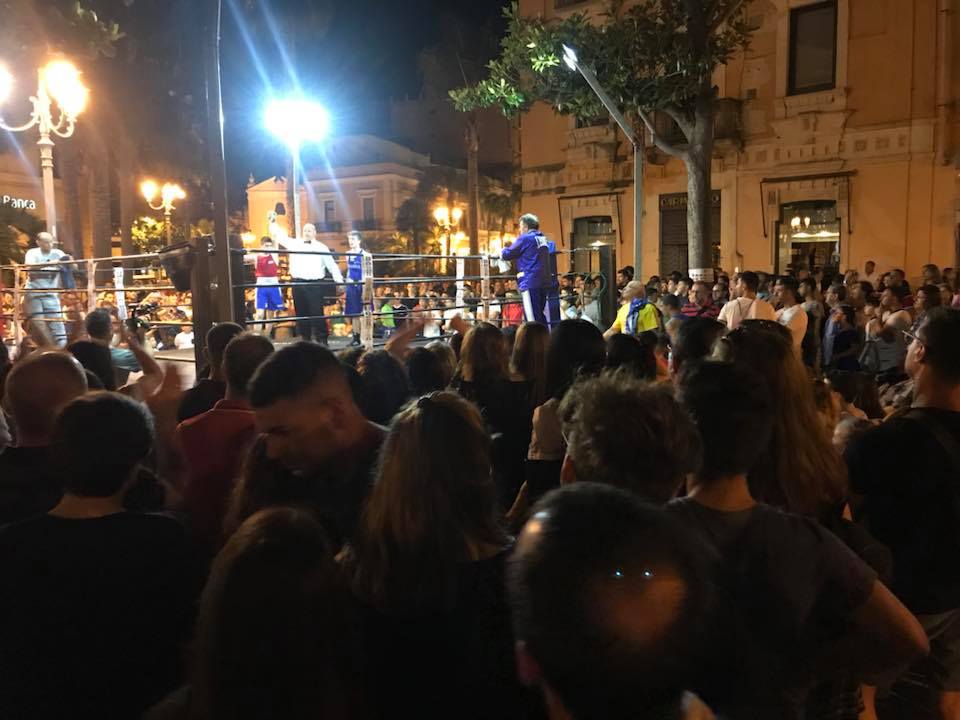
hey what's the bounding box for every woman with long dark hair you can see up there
[347,392,521,719]
[719,319,848,519]
[505,320,607,530]
[453,322,532,506]
[146,508,359,720]
[510,322,549,409]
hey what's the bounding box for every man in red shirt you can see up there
[176,332,274,556]
[681,281,721,319]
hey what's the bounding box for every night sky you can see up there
[4,0,504,214]
[218,0,505,199]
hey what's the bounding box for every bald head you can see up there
[622,280,647,302]
[36,232,54,253]
[4,351,88,445]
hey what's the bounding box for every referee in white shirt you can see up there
[282,223,344,344]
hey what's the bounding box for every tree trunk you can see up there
[59,144,84,257]
[88,143,112,260]
[684,92,716,282]
[466,115,480,257]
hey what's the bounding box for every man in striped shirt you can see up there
[681,281,721,320]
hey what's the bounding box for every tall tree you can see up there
[451,0,752,279]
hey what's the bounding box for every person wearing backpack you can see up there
[603,280,661,340]
[846,308,960,719]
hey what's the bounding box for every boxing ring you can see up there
[1,241,617,367]
[237,243,617,349]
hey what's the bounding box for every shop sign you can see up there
[2,195,38,210]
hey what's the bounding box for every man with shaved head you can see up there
[510,483,717,720]
[248,341,385,548]
[0,351,87,523]
[24,231,68,346]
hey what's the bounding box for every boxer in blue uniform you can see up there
[345,231,365,345]
[500,213,551,324]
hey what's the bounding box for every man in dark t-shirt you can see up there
[176,321,243,422]
[250,342,386,548]
[670,361,927,718]
[0,351,88,524]
[846,308,960,716]
[0,392,198,720]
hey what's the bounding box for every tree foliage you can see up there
[0,1,129,60]
[450,0,751,140]
[0,205,44,285]
[450,0,753,273]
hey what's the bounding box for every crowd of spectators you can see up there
[0,256,959,720]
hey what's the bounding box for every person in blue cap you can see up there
[499,213,551,324]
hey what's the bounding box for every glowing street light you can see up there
[0,59,89,246]
[561,44,643,279]
[264,97,331,239]
[141,180,187,245]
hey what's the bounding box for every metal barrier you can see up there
[1,252,195,356]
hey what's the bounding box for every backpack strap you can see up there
[904,409,960,475]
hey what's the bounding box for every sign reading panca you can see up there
[2,195,38,210]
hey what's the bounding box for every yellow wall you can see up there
[515,0,959,280]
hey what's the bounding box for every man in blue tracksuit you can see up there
[500,213,551,324]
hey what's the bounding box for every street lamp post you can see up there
[0,60,89,247]
[562,45,642,280]
[264,98,332,239]
[141,180,187,245]
[433,204,463,274]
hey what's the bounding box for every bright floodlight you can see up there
[0,66,12,105]
[42,60,88,117]
[562,45,578,71]
[264,98,331,148]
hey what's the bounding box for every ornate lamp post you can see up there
[0,60,88,245]
[141,180,187,245]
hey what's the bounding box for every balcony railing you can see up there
[352,218,380,231]
[315,221,341,233]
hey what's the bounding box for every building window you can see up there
[361,196,375,222]
[323,200,335,223]
[789,1,838,95]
